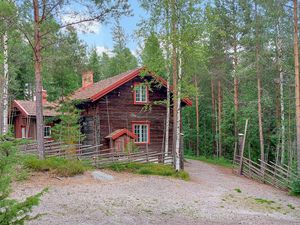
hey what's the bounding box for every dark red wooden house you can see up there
[69,68,192,153]
[10,90,58,139]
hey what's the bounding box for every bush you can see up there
[23,156,87,177]
[106,162,190,180]
[290,179,300,196]
[0,135,44,225]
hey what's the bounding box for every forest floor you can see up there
[12,160,300,225]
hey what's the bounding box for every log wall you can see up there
[80,76,174,154]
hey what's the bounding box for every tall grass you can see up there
[23,155,88,177]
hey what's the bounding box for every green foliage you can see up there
[234,188,242,193]
[0,136,44,225]
[106,162,190,180]
[124,141,139,154]
[141,32,165,75]
[185,154,232,168]
[289,179,300,196]
[87,47,103,82]
[23,156,87,177]
[51,101,85,145]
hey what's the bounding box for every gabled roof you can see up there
[13,100,58,117]
[105,128,137,140]
[69,67,192,106]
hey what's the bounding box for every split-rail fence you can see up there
[233,155,299,190]
[20,141,173,168]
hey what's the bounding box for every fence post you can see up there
[238,119,249,175]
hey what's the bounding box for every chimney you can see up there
[42,89,47,104]
[82,71,94,88]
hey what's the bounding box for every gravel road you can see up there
[12,160,300,225]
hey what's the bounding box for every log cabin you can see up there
[10,68,192,154]
[10,90,58,139]
[70,67,192,153]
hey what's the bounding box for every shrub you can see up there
[0,135,44,225]
[290,179,300,196]
[23,156,87,177]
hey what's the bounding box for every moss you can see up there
[23,155,87,177]
[105,162,190,180]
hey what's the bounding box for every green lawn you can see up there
[185,155,233,168]
[105,162,190,180]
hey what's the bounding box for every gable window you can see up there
[44,126,51,138]
[134,83,148,104]
[132,121,150,144]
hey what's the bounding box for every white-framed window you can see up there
[21,127,26,139]
[44,126,51,138]
[132,122,150,144]
[134,83,148,103]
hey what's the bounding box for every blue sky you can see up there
[78,0,147,55]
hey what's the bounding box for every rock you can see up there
[91,171,114,181]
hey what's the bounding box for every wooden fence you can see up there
[20,141,173,168]
[233,155,299,190]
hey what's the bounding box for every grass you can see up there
[234,188,242,193]
[254,198,275,205]
[105,162,190,181]
[185,155,232,168]
[23,155,88,177]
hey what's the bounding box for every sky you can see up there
[77,0,147,56]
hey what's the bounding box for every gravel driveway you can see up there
[12,160,300,225]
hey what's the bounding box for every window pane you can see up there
[133,124,148,143]
[135,84,147,102]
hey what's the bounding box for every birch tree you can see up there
[0,1,15,135]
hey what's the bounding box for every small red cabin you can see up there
[10,90,58,139]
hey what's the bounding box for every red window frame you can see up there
[131,121,150,144]
[133,82,149,104]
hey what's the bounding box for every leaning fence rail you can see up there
[19,141,173,167]
[233,155,299,190]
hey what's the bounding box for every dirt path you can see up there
[12,160,300,225]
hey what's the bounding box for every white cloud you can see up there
[61,13,102,34]
[96,46,114,57]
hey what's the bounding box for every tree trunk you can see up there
[233,40,239,156]
[293,0,300,171]
[275,22,286,165]
[211,79,216,155]
[2,31,9,134]
[34,0,45,159]
[195,76,200,157]
[175,53,182,171]
[255,3,264,167]
[218,79,222,156]
[171,0,178,168]
[164,75,171,158]
[164,4,171,160]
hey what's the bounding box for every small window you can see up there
[132,122,150,144]
[44,126,51,138]
[134,83,148,104]
[21,127,26,139]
